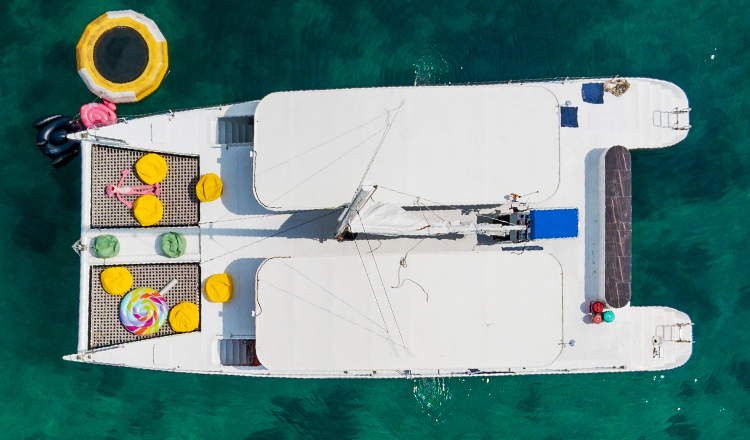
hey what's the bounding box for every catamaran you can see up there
[65,77,694,378]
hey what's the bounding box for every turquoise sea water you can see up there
[2,0,749,438]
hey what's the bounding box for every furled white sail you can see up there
[348,199,525,237]
[336,185,526,238]
[349,200,430,236]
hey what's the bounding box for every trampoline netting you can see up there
[93,26,149,84]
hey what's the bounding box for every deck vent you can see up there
[216,116,254,145]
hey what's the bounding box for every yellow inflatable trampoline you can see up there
[76,10,168,103]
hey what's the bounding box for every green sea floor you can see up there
[2,0,748,438]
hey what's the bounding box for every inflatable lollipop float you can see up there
[119,279,199,335]
[32,10,168,166]
[120,286,170,335]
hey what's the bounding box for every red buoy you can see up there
[591,313,603,324]
[590,301,605,313]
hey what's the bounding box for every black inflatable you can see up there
[32,115,83,167]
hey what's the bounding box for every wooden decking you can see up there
[604,146,632,308]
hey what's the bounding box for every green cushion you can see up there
[94,235,120,258]
[161,232,186,258]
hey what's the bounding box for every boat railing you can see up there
[112,75,630,123]
[442,75,620,87]
[116,104,225,122]
[68,124,129,147]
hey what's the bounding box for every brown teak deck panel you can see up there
[89,263,201,349]
[91,145,200,228]
[604,146,632,308]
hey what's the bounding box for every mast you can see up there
[335,185,377,241]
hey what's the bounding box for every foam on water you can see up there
[413,378,453,423]
[413,51,449,86]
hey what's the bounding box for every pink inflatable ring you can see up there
[80,100,117,128]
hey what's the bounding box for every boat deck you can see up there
[69,78,693,377]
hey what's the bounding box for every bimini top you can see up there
[255,252,564,371]
[253,85,561,210]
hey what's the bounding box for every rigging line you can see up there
[256,106,403,176]
[365,239,382,254]
[415,199,431,224]
[392,238,429,302]
[268,126,389,205]
[200,208,342,263]
[354,238,392,341]
[378,185,521,226]
[356,214,407,348]
[393,279,429,302]
[398,237,426,269]
[254,285,263,316]
[277,259,388,332]
[356,102,404,190]
[416,199,444,222]
[259,280,405,349]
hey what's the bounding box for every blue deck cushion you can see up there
[529,208,579,239]
[560,106,578,128]
[582,83,605,104]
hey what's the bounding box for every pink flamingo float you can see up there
[80,100,117,128]
[106,169,161,209]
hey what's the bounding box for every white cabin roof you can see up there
[255,252,564,371]
[253,85,561,210]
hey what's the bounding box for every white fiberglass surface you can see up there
[253,85,560,209]
[255,252,564,371]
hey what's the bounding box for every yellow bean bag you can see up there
[100,267,133,296]
[204,273,234,303]
[169,301,199,332]
[196,173,223,202]
[132,194,163,226]
[135,153,168,184]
